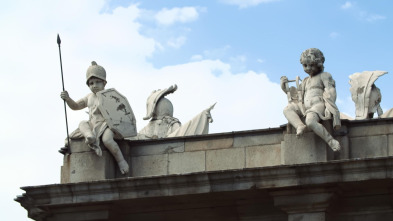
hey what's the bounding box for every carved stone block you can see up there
[206,148,245,171]
[246,144,281,168]
[61,150,116,183]
[349,135,388,158]
[168,151,205,174]
[185,137,233,151]
[233,133,282,148]
[131,154,168,177]
[281,132,328,165]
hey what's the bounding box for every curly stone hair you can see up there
[300,48,325,72]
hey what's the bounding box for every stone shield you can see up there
[97,88,137,138]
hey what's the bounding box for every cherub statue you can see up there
[281,48,341,152]
[60,61,131,174]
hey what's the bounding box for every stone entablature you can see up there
[16,155,393,220]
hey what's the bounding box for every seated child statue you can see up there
[280,48,341,152]
[60,61,129,174]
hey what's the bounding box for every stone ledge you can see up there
[21,157,393,206]
[246,144,281,168]
[349,135,388,158]
[185,137,233,152]
[347,118,393,137]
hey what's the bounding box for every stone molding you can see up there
[17,156,393,220]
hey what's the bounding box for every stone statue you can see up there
[167,103,216,137]
[60,61,136,174]
[138,85,181,139]
[281,48,341,152]
[137,84,215,139]
[349,71,387,119]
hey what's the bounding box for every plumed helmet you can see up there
[153,98,174,119]
[86,61,106,85]
[143,84,178,120]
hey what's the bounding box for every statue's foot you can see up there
[87,143,102,157]
[328,139,341,152]
[85,136,96,145]
[94,146,102,156]
[296,125,307,137]
[58,146,70,155]
[118,160,129,174]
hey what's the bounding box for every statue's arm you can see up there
[280,76,289,93]
[60,91,87,110]
[377,105,383,117]
[322,73,337,101]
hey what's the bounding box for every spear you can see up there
[57,34,71,154]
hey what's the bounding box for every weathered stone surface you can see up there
[130,141,184,156]
[233,133,282,148]
[19,156,393,221]
[185,137,233,152]
[168,151,205,174]
[97,88,137,138]
[336,135,349,160]
[69,139,91,153]
[206,148,245,171]
[61,151,116,183]
[272,188,336,221]
[131,154,168,177]
[348,123,393,137]
[246,144,281,168]
[281,132,328,165]
[349,135,388,159]
[389,134,393,156]
[349,71,387,120]
[289,212,325,221]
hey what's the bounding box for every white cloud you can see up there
[167,36,187,48]
[340,2,386,23]
[365,14,386,22]
[190,54,203,61]
[329,32,340,39]
[155,7,200,26]
[203,45,232,59]
[220,0,279,9]
[257,58,265,63]
[341,1,353,9]
[229,55,247,72]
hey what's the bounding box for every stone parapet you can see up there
[60,118,393,183]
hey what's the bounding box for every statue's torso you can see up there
[303,74,325,110]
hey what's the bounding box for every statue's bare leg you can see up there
[102,129,129,174]
[305,112,341,152]
[79,121,96,145]
[284,105,306,136]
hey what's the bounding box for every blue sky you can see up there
[104,0,393,113]
[1,0,392,220]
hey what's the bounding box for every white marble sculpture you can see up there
[60,61,136,174]
[138,84,215,139]
[349,71,387,119]
[138,85,181,139]
[167,103,216,137]
[281,48,341,152]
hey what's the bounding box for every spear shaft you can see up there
[57,34,71,151]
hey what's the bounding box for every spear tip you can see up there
[57,34,61,45]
